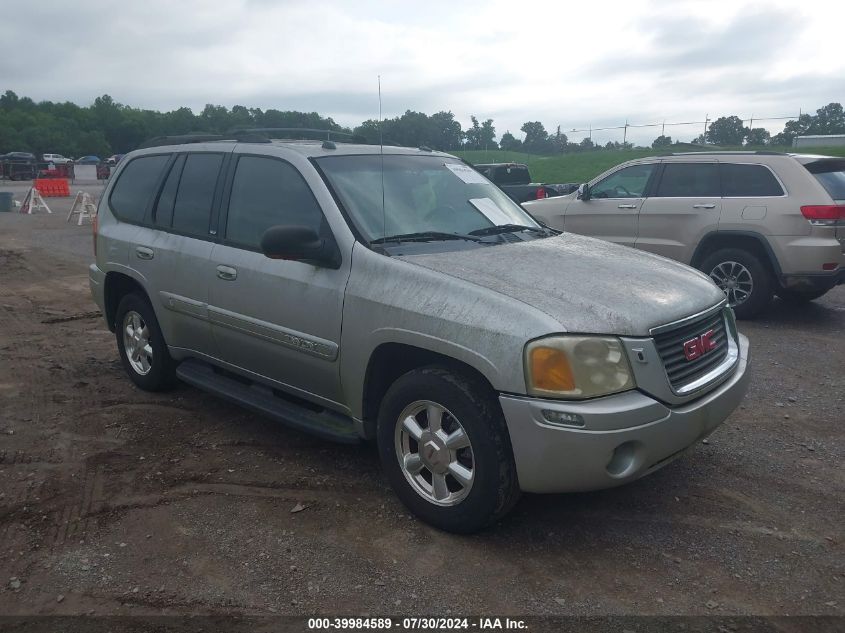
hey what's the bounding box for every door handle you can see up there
[135,246,154,260]
[693,203,716,209]
[216,265,237,281]
[617,204,638,209]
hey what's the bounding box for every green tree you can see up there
[652,135,672,148]
[499,131,521,151]
[811,102,845,134]
[551,126,568,153]
[520,121,549,153]
[745,128,770,146]
[706,115,748,145]
[353,119,383,145]
[428,111,463,150]
[479,119,497,150]
[464,115,482,149]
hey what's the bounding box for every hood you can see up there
[397,233,726,337]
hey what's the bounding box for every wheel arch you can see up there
[103,271,152,332]
[690,230,782,279]
[360,343,499,441]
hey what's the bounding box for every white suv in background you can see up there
[525,152,845,318]
[41,153,72,164]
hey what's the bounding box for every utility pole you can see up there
[703,114,709,143]
[623,120,628,146]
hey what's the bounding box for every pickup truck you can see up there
[473,162,579,203]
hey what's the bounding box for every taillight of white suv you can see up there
[800,205,845,226]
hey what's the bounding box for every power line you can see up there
[564,115,799,137]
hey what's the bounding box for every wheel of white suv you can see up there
[699,248,773,319]
[114,293,177,391]
[376,366,520,533]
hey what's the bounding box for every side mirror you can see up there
[577,183,591,200]
[260,225,340,269]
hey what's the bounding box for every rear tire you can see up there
[114,293,177,392]
[699,248,773,319]
[377,366,520,533]
[776,287,829,304]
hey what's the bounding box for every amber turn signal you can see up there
[529,346,576,392]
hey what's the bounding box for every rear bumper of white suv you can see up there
[500,334,750,494]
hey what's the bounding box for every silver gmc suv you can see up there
[524,152,845,319]
[89,135,750,532]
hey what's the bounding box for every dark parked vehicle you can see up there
[0,152,37,181]
[76,155,102,165]
[473,162,579,203]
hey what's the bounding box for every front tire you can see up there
[114,293,177,391]
[377,366,520,533]
[699,248,773,319]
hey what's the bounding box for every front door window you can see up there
[592,164,656,199]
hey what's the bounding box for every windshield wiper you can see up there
[468,224,547,237]
[370,231,483,244]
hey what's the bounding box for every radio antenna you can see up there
[378,75,386,240]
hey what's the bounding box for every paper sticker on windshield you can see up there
[444,163,489,184]
[469,198,514,225]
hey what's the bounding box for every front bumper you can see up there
[500,334,750,494]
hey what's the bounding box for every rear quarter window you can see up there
[804,160,845,201]
[721,163,784,197]
[109,154,170,223]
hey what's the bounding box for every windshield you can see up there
[316,154,540,241]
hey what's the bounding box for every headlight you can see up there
[525,336,635,399]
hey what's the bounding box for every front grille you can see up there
[654,309,730,391]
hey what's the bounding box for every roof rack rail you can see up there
[137,132,271,149]
[227,127,356,141]
[663,150,786,156]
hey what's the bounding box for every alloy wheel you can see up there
[122,310,153,375]
[394,400,475,506]
[709,260,754,307]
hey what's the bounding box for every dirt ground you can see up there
[0,192,843,620]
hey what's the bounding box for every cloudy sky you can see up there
[2,0,843,145]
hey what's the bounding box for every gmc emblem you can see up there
[683,330,717,361]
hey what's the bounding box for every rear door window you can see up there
[109,154,170,223]
[721,163,784,197]
[153,155,185,227]
[171,153,224,237]
[804,160,845,202]
[224,156,324,249]
[654,163,720,197]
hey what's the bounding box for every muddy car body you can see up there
[89,137,750,532]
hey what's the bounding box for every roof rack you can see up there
[137,128,364,150]
[227,127,362,142]
[137,132,270,149]
[660,150,785,156]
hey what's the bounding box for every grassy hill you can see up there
[455,146,845,184]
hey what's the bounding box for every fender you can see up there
[690,230,784,279]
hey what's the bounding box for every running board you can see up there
[176,359,359,444]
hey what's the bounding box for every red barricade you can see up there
[34,178,70,197]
